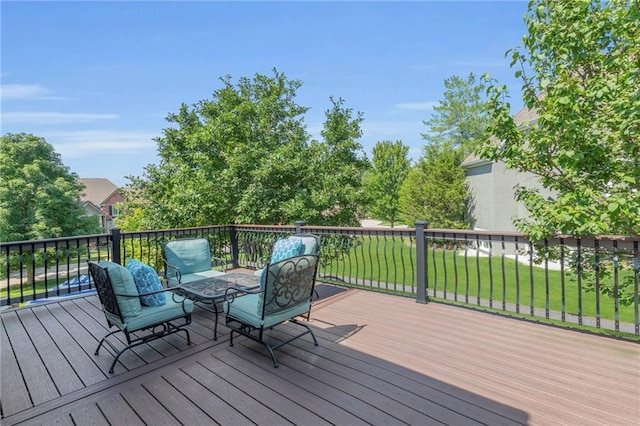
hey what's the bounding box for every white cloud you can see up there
[0,84,58,100]
[2,112,119,125]
[394,101,439,111]
[49,130,158,158]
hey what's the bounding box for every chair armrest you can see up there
[223,286,262,304]
[114,287,176,298]
[164,262,182,283]
[137,287,176,297]
[115,289,191,313]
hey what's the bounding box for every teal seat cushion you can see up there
[98,260,141,318]
[126,295,194,331]
[164,238,212,275]
[126,259,166,306]
[224,293,311,329]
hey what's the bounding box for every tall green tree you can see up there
[123,70,311,229]
[121,70,368,229]
[477,0,640,239]
[424,73,489,156]
[311,97,369,226]
[399,73,487,228]
[363,140,410,227]
[399,143,469,228]
[0,133,100,241]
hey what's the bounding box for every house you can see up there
[78,178,124,230]
[462,105,552,233]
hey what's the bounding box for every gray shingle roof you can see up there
[78,178,118,205]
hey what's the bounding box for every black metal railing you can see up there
[1,222,638,336]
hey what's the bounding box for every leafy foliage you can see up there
[399,73,487,228]
[478,0,640,239]
[0,133,100,241]
[399,144,469,228]
[120,70,368,229]
[422,73,489,156]
[311,97,370,226]
[362,140,410,227]
[477,0,640,305]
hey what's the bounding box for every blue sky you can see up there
[1,1,529,187]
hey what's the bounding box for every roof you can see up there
[78,178,119,205]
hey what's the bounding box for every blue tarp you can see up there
[26,275,96,305]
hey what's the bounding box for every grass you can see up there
[320,236,638,325]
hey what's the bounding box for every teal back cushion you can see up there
[164,238,212,275]
[99,260,141,318]
[126,259,166,306]
[291,235,319,255]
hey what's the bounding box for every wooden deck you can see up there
[1,282,638,425]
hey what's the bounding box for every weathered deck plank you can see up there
[1,284,638,425]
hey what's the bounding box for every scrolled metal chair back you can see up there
[262,254,319,316]
[87,261,122,322]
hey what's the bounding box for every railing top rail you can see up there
[232,224,296,231]
[120,224,233,238]
[425,228,525,238]
[0,233,110,250]
[303,225,414,234]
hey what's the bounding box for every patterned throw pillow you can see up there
[126,259,166,306]
[270,238,303,264]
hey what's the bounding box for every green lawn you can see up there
[321,237,637,325]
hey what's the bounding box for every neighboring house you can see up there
[78,178,124,230]
[462,105,552,233]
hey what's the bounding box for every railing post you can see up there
[111,228,121,265]
[415,220,429,304]
[295,220,306,234]
[230,225,239,269]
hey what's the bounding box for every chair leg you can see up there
[262,342,279,368]
[97,321,192,374]
[108,346,132,374]
[95,329,120,355]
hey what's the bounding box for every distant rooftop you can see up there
[78,178,118,205]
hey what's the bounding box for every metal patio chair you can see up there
[88,260,194,373]
[224,253,320,367]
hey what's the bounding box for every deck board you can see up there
[2,310,60,406]
[2,283,638,425]
[16,307,84,395]
[31,303,106,387]
[0,316,32,415]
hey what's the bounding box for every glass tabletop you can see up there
[178,272,259,299]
